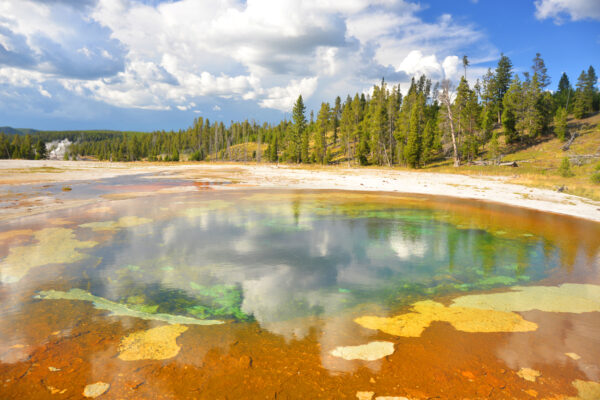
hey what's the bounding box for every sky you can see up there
[0,0,599,131]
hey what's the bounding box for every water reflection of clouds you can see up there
[242,265,316,339]
[11,190,594,377]
[388,231,427,259]
[89,194,540,339]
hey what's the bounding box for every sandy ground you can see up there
[1,159,599,223]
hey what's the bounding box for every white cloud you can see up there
[0,0,494,118]
[372,13,484,82]
[212,105,221,111]
[259,77,318,111]
[442,55,461,80]
[77,47,92,58]
[535,0,600,24]
[37,85,52,98]
[389,231,427,259]
[346,11,417,43]
[398,50,442,78]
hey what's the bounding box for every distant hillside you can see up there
[0,127,39,135]
[0,127,146,136]
[0,128,148,143]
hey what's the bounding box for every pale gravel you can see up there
[1,160,599,222]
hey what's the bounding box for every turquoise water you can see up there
[4,188,591,339]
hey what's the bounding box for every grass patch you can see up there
[425,113,600,200]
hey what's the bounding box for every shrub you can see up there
[189,150,201,161]
[554,107,567,142]
[592,163,600,184]
[558,157,574,177]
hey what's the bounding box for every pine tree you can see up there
[421,119,436,164]
[351,94,363,165]
[301,127,310,163]
[332,96,341,145]
[367,82,390,166]
[268,135,279,162]
[573,70,588,119]
[404,98,422,168]
[454,77,480,161]
[493,54,513,124]
[554,106,568,141]
[555,73,573,111]
[559,157,574,177]
[313,102,330,164]
[11,135,21,159]
[480,105,495,140]
[21,134,33,159]
[340,100,353,166]
[502,76,523,143]
[532,53,550,89]
[489,132,499,161]
[291,95,307,163]
[586,66,598,112]
[357,132,369,166]
[35,139,47,160]
[523,73,545,138]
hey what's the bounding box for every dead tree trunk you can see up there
[440,80,460,167]
[562,131,578,151]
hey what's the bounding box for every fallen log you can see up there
[469,160,517,167]
[562,132,578,151]
[470,160,491,166]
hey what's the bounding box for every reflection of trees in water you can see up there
[52,192,599,344]
[291,198,301,226]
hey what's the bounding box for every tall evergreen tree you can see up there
[532,53,551,89]
[368,83,390,165]
[35,139,47,160]
[404,98,422,167]
[489,132,500,160]
[523,73,546,138]
[291,95,307,163]
[554,106,568,141]
[351,94,364,165]
[502,76,523,143]
[555,72,573,111]
[313,102,330,164]
[454,77,480,161]
[332,96,341,145]
[340,100,353,166]
[493,54,513,124]
[587,66,599,112]
[21,134,33,159]
[573,70,589,119]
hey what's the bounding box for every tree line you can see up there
[0,53,598,167]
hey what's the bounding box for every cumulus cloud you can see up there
[259,77,319,111]
[442,55,461,80]
[535,0,600,24]
[0,0,494,122]
[30,0,98,7]
[398,50,442,78]
[0,0,126,79]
